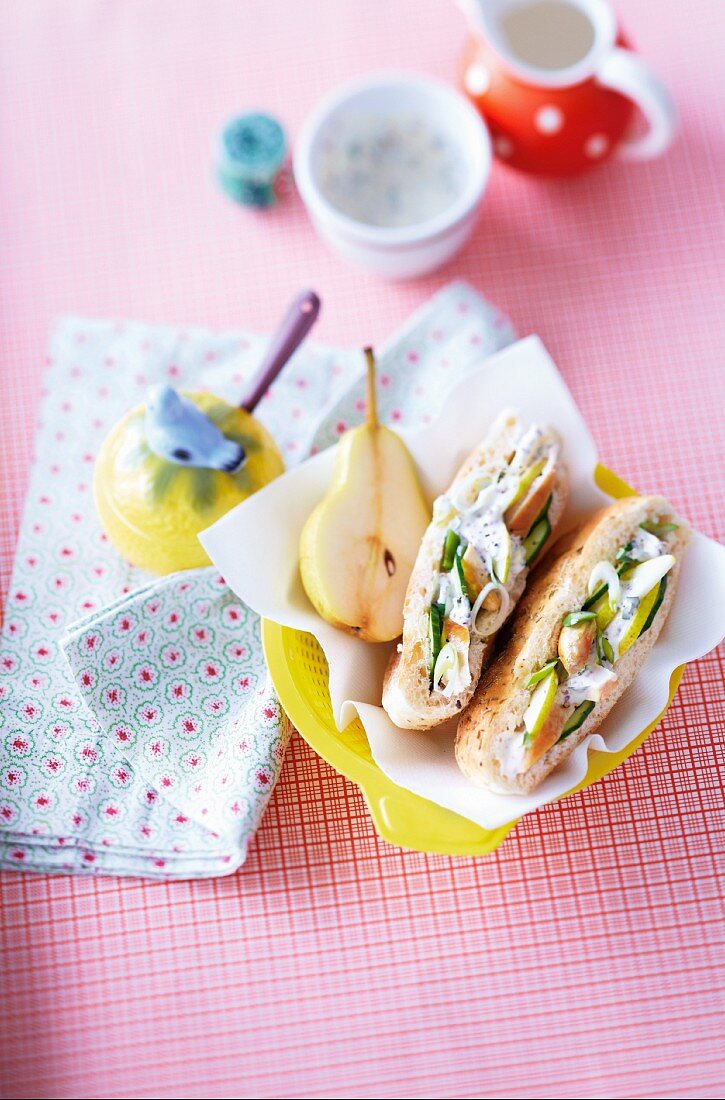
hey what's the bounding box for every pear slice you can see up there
[615,582,663,658]
[299,348,430,642]
[608,555,674,658]
[523,701,569,770]
[596,554,674,643]
[507,458,546,512]
[588,589,616,631]
[522,667,565,769]
[506,466,556,538]
[523,666,558,739]
[620,554,675,598]
[492,522,512,584]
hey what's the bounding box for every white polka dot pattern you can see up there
[465,63,490,96]
[535,105,565,134]
[585,132,610,157]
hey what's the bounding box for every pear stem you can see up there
[363,347,378,430]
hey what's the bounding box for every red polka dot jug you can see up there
[458,0,677,175]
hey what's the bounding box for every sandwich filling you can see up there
[427,424,558,698]
[501,518,679,778]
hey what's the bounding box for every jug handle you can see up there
[597,47,678,161]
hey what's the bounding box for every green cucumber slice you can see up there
[582,585,606,611]
[529,493,553,532]
[526,659,560,689]
[596,632,615,664]
[428,604,443,682]
[523,516,551,565]
[640,520,678,537]
[562,610,597,628]
[452,551,469,600]
[440,529,460,572]
[558,700,595,741]
[639,576,667,637]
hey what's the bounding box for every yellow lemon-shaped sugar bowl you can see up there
[94,391,284,576]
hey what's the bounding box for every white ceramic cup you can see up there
[294,72,491,279]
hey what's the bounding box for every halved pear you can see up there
[299,349,430,643]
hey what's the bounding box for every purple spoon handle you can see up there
[240,289,321,412]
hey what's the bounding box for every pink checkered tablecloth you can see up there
[1,1,723,1097]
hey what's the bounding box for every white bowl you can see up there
[294,72,491,279]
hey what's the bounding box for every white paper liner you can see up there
[201,337,725,829]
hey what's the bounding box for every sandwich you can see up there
[382,410,569,729]
[455,495,690,793]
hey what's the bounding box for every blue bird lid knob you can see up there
[145,385,246,472]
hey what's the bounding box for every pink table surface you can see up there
[1,2,724,1097]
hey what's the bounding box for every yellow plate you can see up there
[262,465,685,855]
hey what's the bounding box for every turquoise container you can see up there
[216,113,289,208]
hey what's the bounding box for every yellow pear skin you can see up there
[299,348,430,643]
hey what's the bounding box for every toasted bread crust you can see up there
[455,495,691,792]
[382,412,568,730]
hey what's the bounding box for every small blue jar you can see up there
[216,113,289,208]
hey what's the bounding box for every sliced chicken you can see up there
[522,700,569,771]
[506,468,556,538]
[558,619,598,676]
[461,544,499,609]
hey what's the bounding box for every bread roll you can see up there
[383,410,569,730]
[455,495,690,793]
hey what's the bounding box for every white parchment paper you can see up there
[201,337,725,829]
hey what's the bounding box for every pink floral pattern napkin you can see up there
[63,568,288,840]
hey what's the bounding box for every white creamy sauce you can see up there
[559,664,616,706]
[629,528,665,561]
[496,730,527,782]
[604,596,640,656]
[509,425,546,472]
[448,592,472,627]
[317,112,467,229]
[458,426,550,587]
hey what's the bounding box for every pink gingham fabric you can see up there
[1,1,723,1097]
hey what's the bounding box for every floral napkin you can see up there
[0,281,514,878]
[63,568,288,840]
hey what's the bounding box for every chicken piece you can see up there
[506,467,556,538]
[522,700,569,771]
[443,619,470,647]
[558,619,598,676]
[461,544,499,608]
